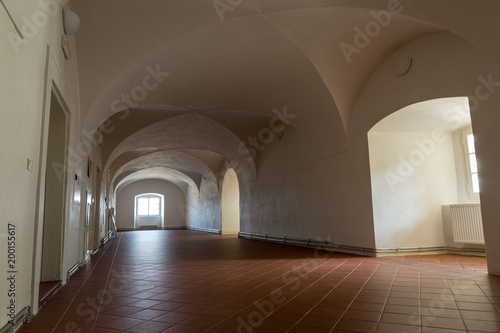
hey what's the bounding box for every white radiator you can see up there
[450,204,484,244]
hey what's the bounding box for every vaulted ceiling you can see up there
[71,0,498,195]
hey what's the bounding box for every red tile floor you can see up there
[18,230,500,333]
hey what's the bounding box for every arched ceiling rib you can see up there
[101,108,274,163]
[72,0,500,193]
[114,167,197,198]
[83,14,348,158]
[105,113,258,194]
[110,150,219,192]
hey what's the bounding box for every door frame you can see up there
[31,46,72,314]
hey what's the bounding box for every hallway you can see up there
[18,230,499,333]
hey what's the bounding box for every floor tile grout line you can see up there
[18,230,490,332]
[267,258,354,333]
[373,266,399,332]
[48,235,121,333]
[444,273,499,331]
[100,233,323,329]
[143,258,308,309]
[90,233,125,331]
[418,269,422,329]
[284,260,369,333]
[176,257,334,327]
[327,262,382,333]
[202,257,348,333]
[444,274,469,332]
[376,256,486,278]
[123,257,289,301]
[185,258,292,296]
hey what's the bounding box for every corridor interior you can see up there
[18,230,499,333]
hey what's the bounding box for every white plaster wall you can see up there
[220,31,500,258]
[238,126,376,248]
[368,132,457,249]
[0,1,81,318]
[116,179,186,229]
[353,32,500,269]
[187,180,222,232]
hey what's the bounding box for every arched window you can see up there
[134,193,164,229]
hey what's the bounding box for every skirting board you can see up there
[0,306,31,333]
[117,226,222,234]
[238,232,486,257]
[117,226,186,232]
[186,226,222,234]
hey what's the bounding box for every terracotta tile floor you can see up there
[18,230,500,333]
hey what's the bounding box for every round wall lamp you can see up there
[392,56,412,77]
[63,9,80,35]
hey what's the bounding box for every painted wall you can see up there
[241,125,376,248]
[187,180,222,233]
[354,32,500,269]
[0,1,81,319]
[116,179,186,229]
[186,32,500,262]
[368,131,457,249]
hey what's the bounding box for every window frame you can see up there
[135,194,162,217]
[462,131,480,198]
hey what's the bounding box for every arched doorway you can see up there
[367,97,483,251]
[221,168,240,234]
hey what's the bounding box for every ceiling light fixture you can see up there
[63,8,80,35]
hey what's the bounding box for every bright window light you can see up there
[136,195,161,216]
[466,134,480,194]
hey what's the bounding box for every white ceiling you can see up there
[70,0,496,193]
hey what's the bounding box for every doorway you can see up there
[367,97,481,250]
[39,92,68,302]
[221,168,240,234]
